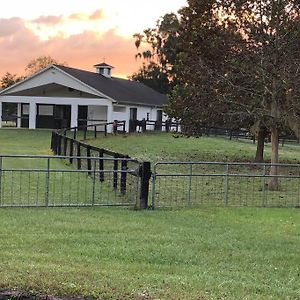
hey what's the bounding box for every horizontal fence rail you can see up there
[152,162,300,209]
[0,155,141,208]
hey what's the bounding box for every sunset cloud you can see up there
[0,18,23,37]
[0,1,187,78]
[0,16,140,78]
[32,15,63,25]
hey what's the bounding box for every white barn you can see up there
[0,63,168,133]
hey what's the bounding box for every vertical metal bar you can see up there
[87,146,92,175]
[73,128,77,140]
[224,164,229,205]
[188,164,193,205]
[262,164,266,207]
[151,163,156,210]
[0,156,2,206]
[120,158,127,195]
[94,125,97,138]
[69,139,74,164]
[84,127,87,140]
[113,154,118,189]
[45,158,50,207]
[99,149,104,182]
[77,142,81,169]
[92,159,96,206]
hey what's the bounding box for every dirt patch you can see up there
[0,291,92,300]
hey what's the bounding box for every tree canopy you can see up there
[131,13,181,93]
[166,0,300,189]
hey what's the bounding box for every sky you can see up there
[0,0,187,78]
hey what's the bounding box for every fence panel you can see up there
[0,155,140,208]
[152,162,300,208]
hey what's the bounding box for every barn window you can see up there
[113,106,126,112]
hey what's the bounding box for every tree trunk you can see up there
[268,126,279,190]
[254,127,267,163]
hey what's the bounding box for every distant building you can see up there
[0,63,167,132]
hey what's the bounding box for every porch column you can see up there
[17,103,21,128]
[71,104,78,128]
[107,103,113,133]
[29,102,36,129]
[0,101,2,129]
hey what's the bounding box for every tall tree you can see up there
[25,55,65,75]
[168,0,300,189]
[0,72,23,89]
[132,13,181,93]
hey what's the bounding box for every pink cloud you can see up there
[32,15,63,25]
[0,17,142,79]
[89,10,105,20]
[0,18,23,37]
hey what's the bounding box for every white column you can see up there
[107,103,113,133]
[17,103,22,128]
[0,101,2,128]
[71,104,78,128]
[29,102,36,129]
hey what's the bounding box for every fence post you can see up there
[92,159,96,206]
[105,125,107,136]
[45,158,50,207]
[69,139,74,164]
[84,127,87,140]
[262,164,266,207]
[99,149,104,182]
[57,135,62,155]
[139,161,151,209]
[63,136,67,156]
[188,164,193,205]
[94,125,97,138]
[0,156,2,205]
[113,154,119,189]
[87,145,92,175]
[73,128,77,140]
[120,158,128,195]
[123,121,126,134]
[224,164,229,205]
[77,142,81,170]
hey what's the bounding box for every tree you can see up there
[25,55,65,75]
[0,72,23,89]
[132,13,181,93]
[0,72,24,116]
[168,0,300,189]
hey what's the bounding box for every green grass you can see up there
[85,132,300,164]
[0,207,299,299]
[0,129,299,299]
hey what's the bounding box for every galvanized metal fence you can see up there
[0,155,141,207]
[151,162,300,208]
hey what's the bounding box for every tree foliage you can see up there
[132,13,181,93]
[0,72,24,89]
[167,0,300,188]
[25,55,66,75]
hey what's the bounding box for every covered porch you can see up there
[0,96,114,132]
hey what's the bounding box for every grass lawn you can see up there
[85,132,300,164]
[0,129,299,299]
[0,207,299,300]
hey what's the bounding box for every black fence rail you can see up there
[62,120,126,140]
[129,119,180,133]
[51,130,151,208]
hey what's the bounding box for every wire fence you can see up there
[152,162,300,208]
[0,155,140,207]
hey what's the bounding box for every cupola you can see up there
[94,62,114,78]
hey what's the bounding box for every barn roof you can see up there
[55,65,168,107]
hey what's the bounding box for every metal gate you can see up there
[0,155,141,207]
[151,162,300,208]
